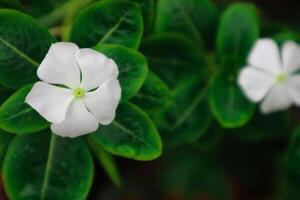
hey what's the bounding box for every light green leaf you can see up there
[0,84,49,134]
[70,0,143,49]
[3,131,94,200]
[0,9,55,89]
[94,44,148,101]
[87,102,162,161]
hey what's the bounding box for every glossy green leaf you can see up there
[140,33,205,88]
[87,102,162,161]
[217,3,259,70]
[3,131,94,200]
[156,76,212,147]
[0,129,13,170]
[94,44,148,101]
[131,70,171,118]
[0,9,55,89]
[0,84,49,134]
[130,0,154,33]
[155,0,219,47]
[70,0,143,49]
[87,138,121,187]
[209,71,255,128]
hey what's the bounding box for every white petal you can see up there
[282,41,300,75]
[37,42,81,89]
[25,82,74,123]
[84,79,121,125]
[51,100,99,137]
[248,39,282,74]
[76,48,118,91]
[238,66,275,102]
[260,84,293,114]
[286,75,300,106]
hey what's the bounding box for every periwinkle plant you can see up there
[0,0,299,199]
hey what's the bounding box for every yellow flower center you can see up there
[276,72,286,83]
[74,87,85,99]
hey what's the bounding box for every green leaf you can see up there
[3,131,94,200]
[87,102,162,161]
[155,0,219,47]
[209,71,255,128]
[130,0,154,33]
[156,76,212,147]
[140,33,205,88]
[0,84,49,134]
[131,70,171,118]
[287,126,300,175]
[217,3,259,70]
[273,31,300,45]
[0,9,55,89]
[94,44,148,101]
[70,0,143,49]
[86,138,121,187]
[0,87,13,105]
[0,129,13,171]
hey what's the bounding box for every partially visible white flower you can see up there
[25,42,121,137]
[238,38,300,114]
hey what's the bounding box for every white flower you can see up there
[238,38,300,114]
[25,42,121,137]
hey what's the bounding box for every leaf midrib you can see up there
[98,9,132,45]
[0,37,39,67]
[170,84,208,131]
[40,134,56,200]
[112,121,154,148]
[2,107,33,121]
[175,3,202,43]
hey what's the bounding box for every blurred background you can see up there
[1,0,300,200]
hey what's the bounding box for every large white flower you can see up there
[238,38,300,114]
[25,42,121,137]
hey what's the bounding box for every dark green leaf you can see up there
[0,129,13,170]
[217,3,259,70]
[209,71,255,128]
[0,84,49,134]
[140,33,205,88]
[87,102,162,161]
[156,76,212,147]
[94,44,148,101]
[86,138,121,187]
[155,0,219,47]
[0,87,13,105]
[130,0,154,33]
[3,131,94,200]
[0,9,55,89]
[70,0,143,49]
[131,70,171,118]
[287,126,300,175]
